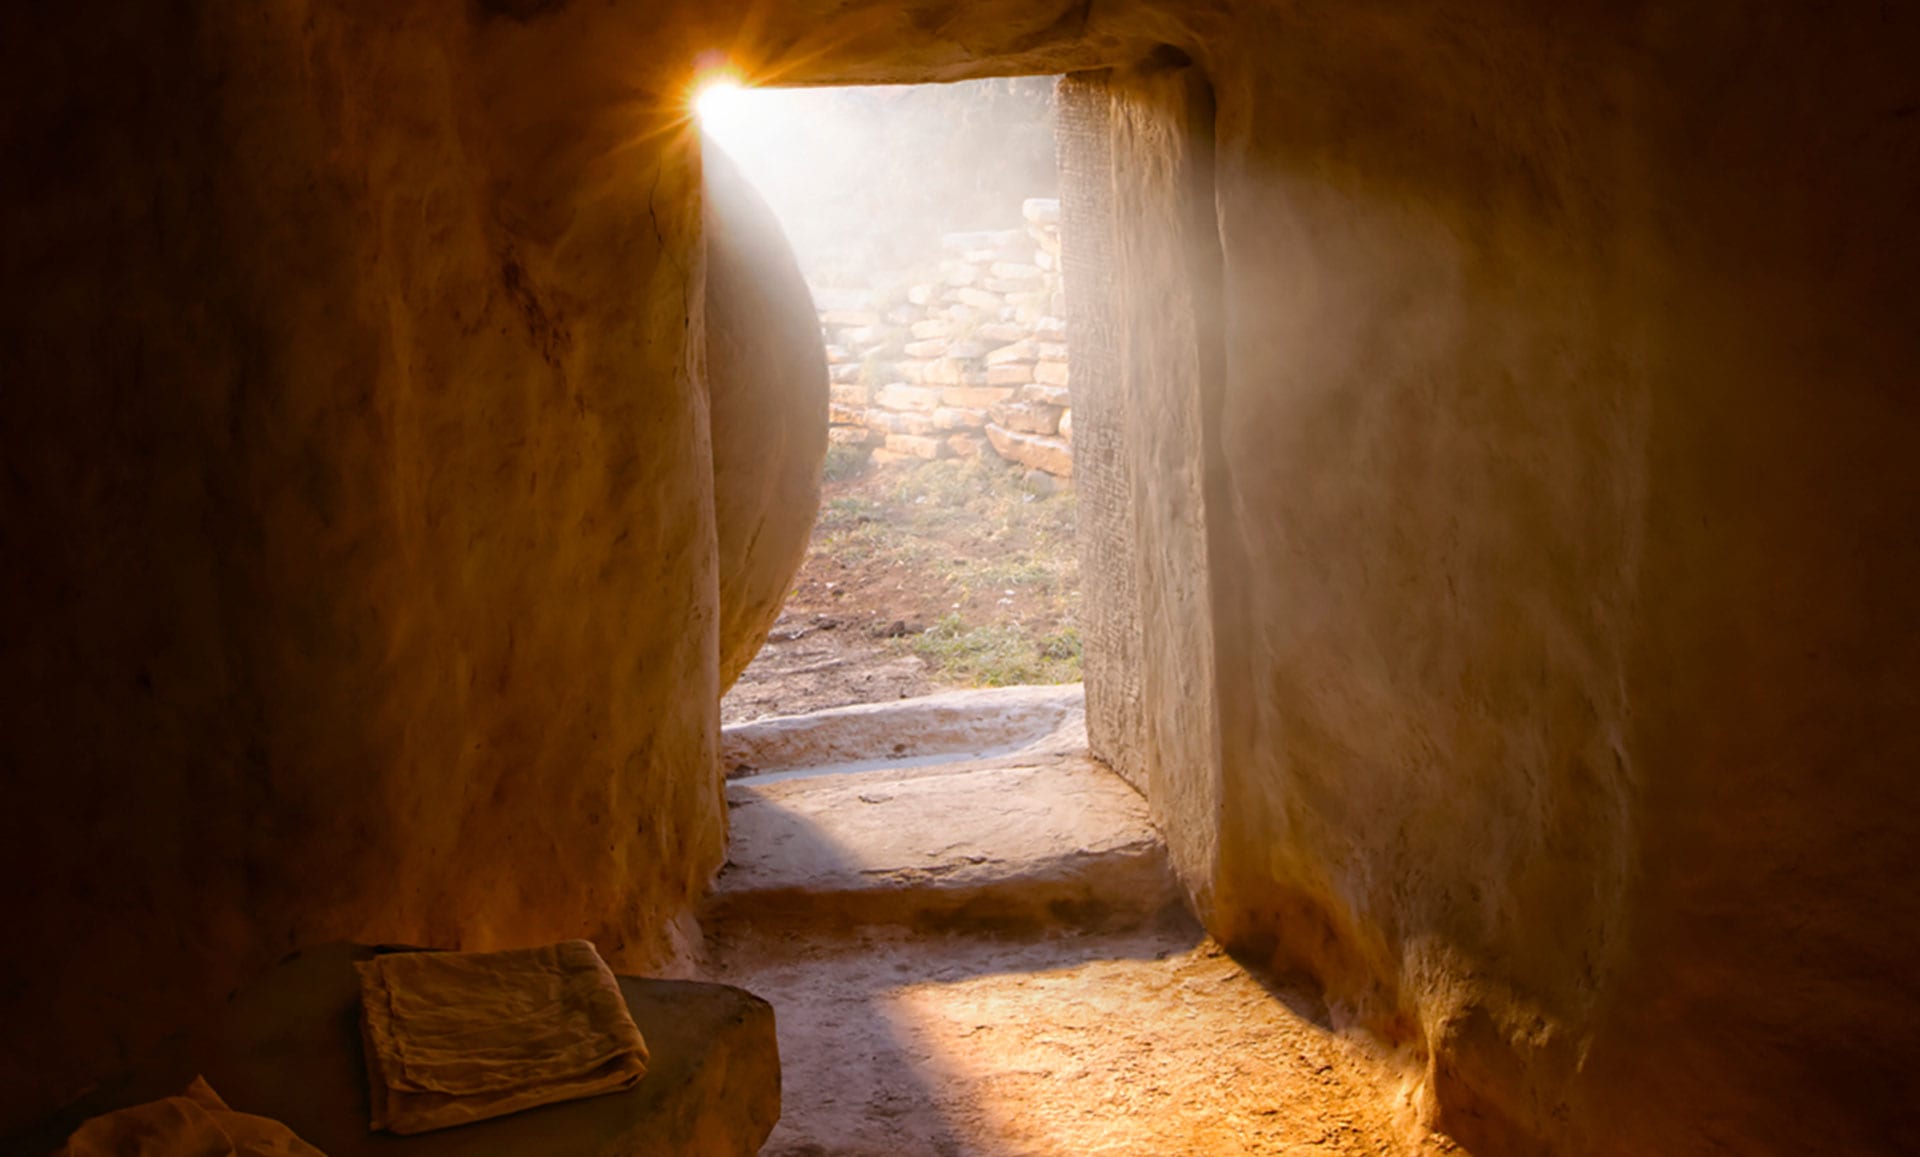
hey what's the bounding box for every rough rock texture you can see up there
[10,944,780,1156]
[705,144,831,690]
[1057,73,1148,798]
[5,1,1919,1153]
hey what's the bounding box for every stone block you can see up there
[918,359,986,387]
[862,409,935,437]
[1058,409,1073,443]
[986,340,1037,366]
[990,262,1044,283]
[1037,342,1070,362]
[946,433,990,459]
[1034,316,1068,338]
[820,309,880,329]
[906,283,938,306]
[931,407,988,431]
[884,434,951,460]
[873,383,943,412]
[829,383,870,406]
[976,322,1031,344]
[868,447,915,466]
[1035,360,1070,386]
[955,288,1004,311]
[985,423,1073,478]
[940,385,1017,409]
[940,262,980,287]
[904,339,949,359]
[988,363,1035,387]
[829,364,863,385]
[1018,382,1071,407]
[910,319,954,340]
[824,344,852,364]
[828,425,881,447]
[828,402,864,425]
[989,399,1063,436]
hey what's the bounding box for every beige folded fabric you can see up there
[59,1075,326,1156]
[355,940,650,1135]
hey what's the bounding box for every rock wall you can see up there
[0,1,743,1130]
[1057,75,1147,795]
[819,200,1076,477]
[4,1,1918,1153]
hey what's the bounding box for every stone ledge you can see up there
[15,945,779,1156]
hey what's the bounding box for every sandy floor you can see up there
[697,692,1459,1156]
[702,926,1454,1157]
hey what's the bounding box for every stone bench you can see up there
[16,944,779,1155]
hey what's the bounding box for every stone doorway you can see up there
[698,79,1087,727]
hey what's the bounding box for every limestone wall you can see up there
[818,200,1075,477]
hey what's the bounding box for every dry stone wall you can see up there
[820,199,1075,478]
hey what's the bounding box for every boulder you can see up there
[706,147,829,692]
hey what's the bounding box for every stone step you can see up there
[707,688,1182,938]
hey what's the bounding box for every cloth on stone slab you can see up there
[355,940,650,1135]
[58,1075,325,1156]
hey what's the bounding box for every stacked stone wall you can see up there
[818,198,1075,478]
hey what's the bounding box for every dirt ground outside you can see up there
[721,455,1081,725]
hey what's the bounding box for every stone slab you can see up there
[710,689,1179,935]
[17,944,779,1156]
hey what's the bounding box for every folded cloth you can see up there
[355,940,650,1135]
[59,1075,326,1156]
